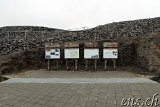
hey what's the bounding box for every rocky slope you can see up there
[0,17,160,74]
[0,17,160,55]
[135,32,160,72]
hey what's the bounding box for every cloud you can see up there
[0,0,159,29]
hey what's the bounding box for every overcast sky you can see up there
[0,0,159,30]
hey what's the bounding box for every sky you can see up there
[0,0,159,30]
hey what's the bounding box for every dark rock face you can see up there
[135,33,160,73]
[0,17,160,74]
[0,48,45,74]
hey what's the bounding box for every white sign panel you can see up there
[45,49,60,59]
[84,49,99,59]
[65,49,79,59]
[103,49,118,58]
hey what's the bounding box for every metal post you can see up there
[95,60,97,71]
[75,59,78,70]
[48,59,50,71]
[85,59,88,71]
[105,60,107,70]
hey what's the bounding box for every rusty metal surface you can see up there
[84,42,99,47]
[45,42,61,48]
[103,42,118,47]
[64,42,79,48]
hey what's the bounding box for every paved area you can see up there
[2,78,156,83]
[1,70,159,107]
[16,70,150,78]
[0,83,160,107]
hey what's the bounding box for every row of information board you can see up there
[45,48,118,59]
[45,42,118,70]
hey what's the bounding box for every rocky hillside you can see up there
[135,32,160,72]
[0,26,65,32]
[0,17,160,74]
[0,17,160,56]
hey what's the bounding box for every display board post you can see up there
[64,42,79,71]
[95,59,97,71]
[75,59,78,70]
[56,60,59,70]
[104,60,107,70]
[84,42,99,71]
[85,59,88,71]
[66,60,69,70]
[103,42,118,70]
[45,42,61,70]
[113,59,116,70]
[48,59,50,71]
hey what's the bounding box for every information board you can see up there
[84,49,99,59]
[64,49,79,59]
[45,49,60,59]
[103,49,118,58]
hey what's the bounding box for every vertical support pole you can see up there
[95,59,97,71]
[66,59,68,70]
[85,59,88,71]
[75,59,78,70]
[113,59,116,70]
[56,60,58,70]
[105,59,107,70]
[48,59,50,71]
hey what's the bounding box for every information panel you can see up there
[45,49,60,59]
[103,49,118,58]
[64,48,79,59]
[84,49,99,59]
